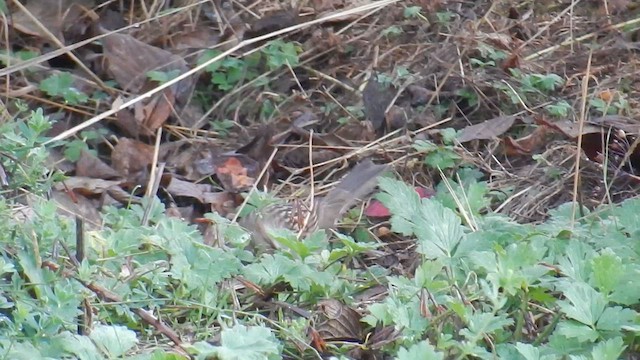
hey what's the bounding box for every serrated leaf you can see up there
[58,332,103,360]
[413,200,465,258]
[89,324,137,357]
[376,177,422,236]
[557,282,606,326]
[396,340,444,360]
[194,325,281,360]
[590,249,623,295]
[556,321,599,342]
[515,342,541,360]
[461,312,513,340]
[244,254,332,291]
[596,306,638,331]
[590,337,625,360]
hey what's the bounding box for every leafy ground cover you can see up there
[2,0,640,359]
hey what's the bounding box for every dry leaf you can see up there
[314,299,363,342]
[457,115,519,143]
[76,150,120,179]
[111,138,155,177]
[213,155,259,192]
[11,0,95,41]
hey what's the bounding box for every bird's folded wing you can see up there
[316,160,388,229]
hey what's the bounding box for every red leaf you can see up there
[365,187,434,218]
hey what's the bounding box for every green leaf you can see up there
[39,72,88,104]
[556,321,599,342]
[557,282,606,326]
[396,340,444,360]
[89,325,137,357]
[403,6,423,19]
[193,325,281,360]
[590,337,625,360]
[58,332,103,360]
[146,69,182,83]
[461,312,513,340]
[513,342,559,360]
[244,254,332,291]
[376,177,422,236]
[590,249,624,295]
[596,306,638,332]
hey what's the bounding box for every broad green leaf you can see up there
[513,343,559,360]
[557,282,606,326]
[460,312,513,340]
[193,325,281,360]
[590,249,623,296]
[396,340,444,360]
[39,72,88,104]
[0,339,50,360]
[376,177,422,236]
[590,337,625,360]
[244,254,332,291]
[58,332,103,360]
[556,321,599,342]
[596,306,638,331]
[557,242,594,283]
[89,324,137,357]
[515,342,541,360]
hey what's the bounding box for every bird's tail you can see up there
[316,159,388,229]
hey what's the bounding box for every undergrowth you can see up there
[1,111,640,359]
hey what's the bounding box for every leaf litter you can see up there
[3,0,640,358]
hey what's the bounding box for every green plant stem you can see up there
[533,310,562,346]
[513,290,528,342]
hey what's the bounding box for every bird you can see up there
[240,160,388,252]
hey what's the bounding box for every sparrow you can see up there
[240,160,388,252]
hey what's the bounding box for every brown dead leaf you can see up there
[385,105,407,130]
[171,26,222,51]
[213,155,260,192]
[249,10,299,37]
[102,31,196,132]
[76,150,120,179]
[11,0,95,41]
[415,0,443,12]
[56,176,123,196]
[537,118,604,138]
[111,138,155,178]
[138,89,176,134]
[601,0,631,14]
[50,190,103,229]
[166,177,234,209]
[501,52,521,72]
[365,325,401,350]
[314,299,363,342]
[103,31,189,95]
[457,115,519,143]
[503,126,555,156]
